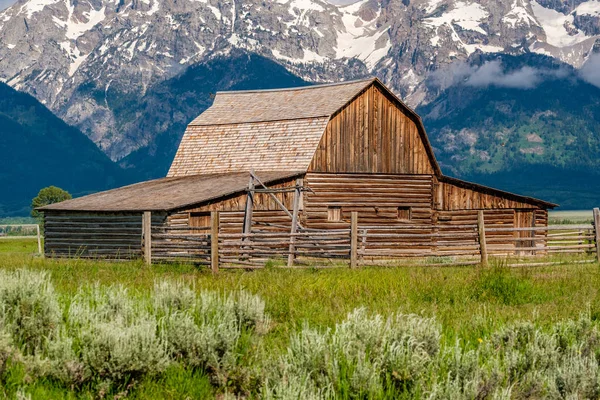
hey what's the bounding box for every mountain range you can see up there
[1,0,600,214]
[0,82,130,216]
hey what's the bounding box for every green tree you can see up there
[31,186,72,223]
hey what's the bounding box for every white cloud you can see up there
[467,61,540,89]
[429,59,569,90]
[579,53,600,88]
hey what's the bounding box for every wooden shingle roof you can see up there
[39,171,302,212]
[168,79,376,177]
[189,79,375,126]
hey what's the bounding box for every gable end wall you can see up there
[309,84,435,175]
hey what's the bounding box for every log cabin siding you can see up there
[435,181,539,210]
[309,85,435,175]
[44,211,167,259]
[303,173,434,229]
[169,179,297,233]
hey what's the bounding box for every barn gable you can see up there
[309,80,438,175]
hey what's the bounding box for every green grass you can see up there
[2,247,600,397]
[0,237,40,254]
[1,251,599,348]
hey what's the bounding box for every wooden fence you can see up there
[0,224,43,256]
[141,208,600,271]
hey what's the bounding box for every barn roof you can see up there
[39,171,302,212]
[189,79,375,126]
[168,77,445,177]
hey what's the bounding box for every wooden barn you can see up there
[40,78,556,264]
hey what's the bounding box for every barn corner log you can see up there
[143,211,152,266]
[350,212,358,269]
[594,208,600,263]
[211,211,220,273]
[477,210,488,267]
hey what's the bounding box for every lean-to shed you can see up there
[40,78,556,259]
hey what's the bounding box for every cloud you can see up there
[428,59,569,91]
[579,53,600,88]
[466,61,541,89]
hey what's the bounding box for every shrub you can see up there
[266,308,441,398]
[0,269,61,354]
[0,331,17,378]
[46,284,169,390]
[157,283,269,390]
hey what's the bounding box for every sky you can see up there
[0,0,15,11]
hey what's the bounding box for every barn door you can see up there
[514,210,535,255]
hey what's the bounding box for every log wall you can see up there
[168,179,296,234]
[303,173,434,229]
[309,85,435,174]
[435,180,538,210]
[44,211,166,259]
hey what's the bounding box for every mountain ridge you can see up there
[0,81,132,216]
[1,0,600,160]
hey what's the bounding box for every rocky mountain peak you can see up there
[0,0,599,160]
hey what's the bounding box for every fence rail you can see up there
[0,224,42,255]
[137,209,600,270]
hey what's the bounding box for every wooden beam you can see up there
[36,223,43,257]
[250,171,298,224]
[594,208,600,263]
[350,212,358,269]
[211,211,220,273]
[477,210,488,267]
[287,178,302,267]
[143,211,152,265]
[243,173,255,236]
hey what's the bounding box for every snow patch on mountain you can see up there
[531,1,592,47]
[64,5,106,40]
[336,0,390,68]
[424,2,489,35]
[575,1,600,16]
[18,0,59,18]
[502,0,538,28]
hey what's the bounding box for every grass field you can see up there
[2,239,600,398]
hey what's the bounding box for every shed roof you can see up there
[39,171,302,212]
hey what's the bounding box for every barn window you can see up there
[397,207,412,221]
[189,211,211,228]
[327,206,342,222]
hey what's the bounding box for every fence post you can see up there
[477,210,488,267]
[594,208,600,263]
[287,179,302,268]
[211,211,220,273]
[36,223,43,257]
[143,211,152,265]
[350,212,358,269]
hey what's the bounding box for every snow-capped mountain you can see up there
[0,0,599,159]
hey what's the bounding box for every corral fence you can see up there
[0,224,43,255]
[143,209,600,271]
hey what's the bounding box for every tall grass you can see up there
[1,255,600,398]
[0,270,269,398]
